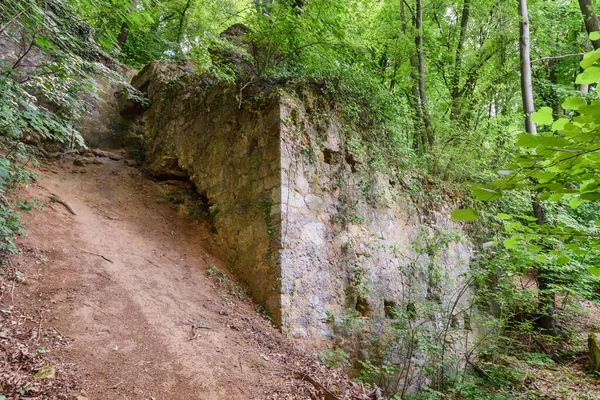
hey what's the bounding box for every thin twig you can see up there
[36,311,43,344]
[239,350,248,373]
[0,10,24,35]
[108,381,123,389]
[52,326,67,340]
[291,369,340,400]
[566,355,587,366]
[238,81,256,109]
[81,250,114,264]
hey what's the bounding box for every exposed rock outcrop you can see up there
[129,61,472,357]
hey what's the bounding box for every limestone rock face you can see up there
[132,61,283,320]
[589,333,600,371]
[129,62,472,358]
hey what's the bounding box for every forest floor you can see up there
[0,152,367,400]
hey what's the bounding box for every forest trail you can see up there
[4,153,330,399]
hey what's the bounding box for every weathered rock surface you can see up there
[73,157,93,166]
[129,61,472,360]
[589,333,600,371]
[0,30,141,148]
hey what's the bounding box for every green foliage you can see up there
[319,347,351,368]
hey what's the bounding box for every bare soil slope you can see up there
[0,154,367,400]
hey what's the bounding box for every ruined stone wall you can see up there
[133,63,472,362]
[134,62,284,321]
[277,90,472,354]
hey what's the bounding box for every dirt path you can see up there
[2,155,362,399]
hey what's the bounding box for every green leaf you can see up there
[519,215,539,222]
[468,184,503,201]
[515,134,569,148]
[576,66,600,84]
[561,96,586,111]
[581,48,600,69]
[577,103,600,118]
[557,256,570,266]
[591,31,600,41]
[451,208,479,221]
[496,213,513,220]
[551,118,569,131]
[503,236,521,249]
[569,198,582,208]
[589,267,600,276]
[530,107,553,125]
[580,192,600,201]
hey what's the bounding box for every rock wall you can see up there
[0,30,138,148]
[132,61,284,319]
[132,62,472,358]
[278,93,472,350]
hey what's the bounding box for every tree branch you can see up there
[0,10,24,36]
[531,53,586,64]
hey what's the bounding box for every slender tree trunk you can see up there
[117,0,138,49]
[578,0,600,91]
[519,0,558,336]
[579,0,600,49]
[117,22,128,48]
[533,193,558,336]
[176,0,192,45]
[450,0,470,123]
[415,0,433,149]
[519,0,536,135]
[401,0,425,150]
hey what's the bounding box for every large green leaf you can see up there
[503,236,521,249]
[576,66,600,84]
[530,107,553,125]
[561,96,586,111]
[515,134,569,148]
[468,184,503,201]
[450,208,480,221]
[581,48,600,69]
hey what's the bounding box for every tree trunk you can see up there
[400,0,425,150]
[117,0,138,49]
[117,22,129,49]
[519,0,557,336]
[578,0,600,91]
[176,0,193,45]
[579,0,600,49]
[518,0,536,135]
[415,0,433,149]
[450,0,470,123]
